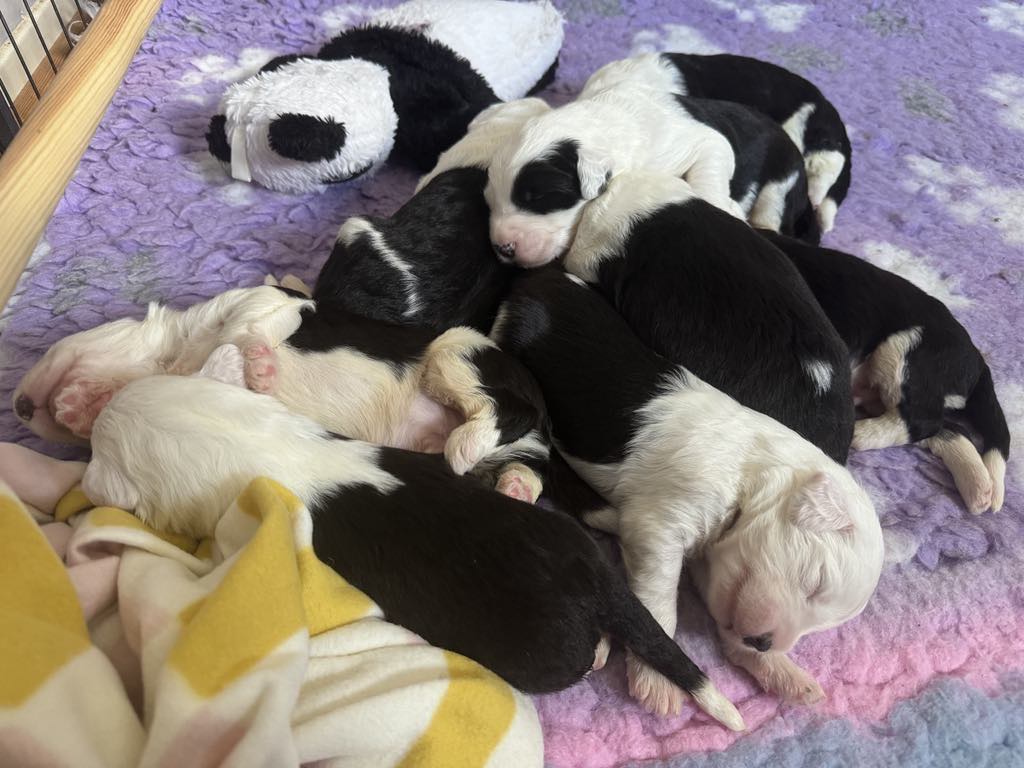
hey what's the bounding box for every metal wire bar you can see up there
[0,10,42,99]
[0,74,22,125]
[23,0,59,73]
[48,0,74,49]
[70,0,87,25]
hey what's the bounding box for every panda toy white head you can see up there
[207,57,399,194]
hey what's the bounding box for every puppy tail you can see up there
[600,573,745,731]
[961,362,1010,511]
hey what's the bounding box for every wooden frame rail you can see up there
[0,0,163,311]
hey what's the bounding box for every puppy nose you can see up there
[493,242,516,261]
[742,633,773,652]
[14,394,35,422]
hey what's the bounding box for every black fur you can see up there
[663,52,852,209]
[758,230,1010,459]
[206,114,230,163]
[319,26,499,170]
[259,53,302,73]
[494,267,674,466]
[470,344,549,446]
[678,96,816,242]
[309,442,709,696]
[589,198,852,462]
[267,113,347,162]
[314,168,517,334]
[511,140,584,214]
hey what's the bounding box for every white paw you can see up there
[53,379,121,438]
[626,653,686,717]
[963,477,994,516]
[444,421,498,475]
[494,464,543,503]
[242,342,278,394]
[760,658,824,704]
[592,634,611,672]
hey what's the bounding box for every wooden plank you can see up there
[12,36,73,120]
[0,0,163,311]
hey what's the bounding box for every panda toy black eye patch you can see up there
[512,140,583,214]
[268,114,348,162]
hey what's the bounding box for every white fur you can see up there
[485,83,744,267]
[804,149,846,211]
[83,376,400,538]
[781,102,816,153]
[563,370,883,705]
[579,53,685,99]
[802,359,834,395]
[220,58,398,194]
[338,218,422,317]
[416,98,552,191]
[983,448,1007,512]
[852,412,911,450]
[748,170,800,231]
[13,286,312,442]
[922,432,994,515]
[372,0,564,102]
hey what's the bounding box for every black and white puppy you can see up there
[485,81,811,268]
[583,53,851,233]
[82,373,744,731]
[490,266,882,711]
[565,171,853,463]
[316,167,517,334]
[759,230,1010,513]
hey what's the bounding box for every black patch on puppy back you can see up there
[470,345,549,445]
[511,140,583,214]
[206,114,230,162]
[268,113,347,162]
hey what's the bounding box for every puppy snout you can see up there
[14,394,35,422]
[742,633,773,652]
[493,242,516,262]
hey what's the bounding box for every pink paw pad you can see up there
[242,343,277,394]
[53,382,118,438]
[496,473,532,502]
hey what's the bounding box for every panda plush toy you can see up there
[206,0,564,194]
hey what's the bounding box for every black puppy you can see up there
[759,229,1011,513]
[315,168,516,334]
[84,374,744,731]
[583,52,851,233]
[565,170,853,463]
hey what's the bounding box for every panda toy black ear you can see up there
[206,114,230,162]
[267,114,348,162]
[259,54,302,73]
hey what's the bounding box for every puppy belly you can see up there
[391,392,465,453]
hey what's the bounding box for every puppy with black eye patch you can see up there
[759,229,1011,514]
[485,80,813,267]
[490,265,883,713]
[83,373,745,732]
[582,52,852,233]
[564,170,853,463]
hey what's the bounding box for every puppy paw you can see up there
[592,634,611,672]
[444,420,499,475]
[242,342,278,394]
[53,379,121,438]
[757,655,824,705]
[626,653,685,717]
[964,479,994,515]
[495,463,543,503]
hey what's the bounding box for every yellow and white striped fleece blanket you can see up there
[0,475,542,768]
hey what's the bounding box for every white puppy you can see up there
[484,83,761,267]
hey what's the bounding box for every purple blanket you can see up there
[1,1,1022,766]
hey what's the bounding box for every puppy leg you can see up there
[592,633,612,672]
[748,172,799,233]
[494,462,544,503]
[241,340,279,394]
[725,642,824,704]
[851,411,911,450]
[922,429,993,514]
[53,378,125,438]
[681,134,745,221]
[619,506,688,716]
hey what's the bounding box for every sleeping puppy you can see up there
[82,372,745,731]
[316,166,515,334]
[12,286,548,500]
[491,266,883,711]
[415,97,552,191]
[484,81,812,267]
[759,230,1010,513]
[565,171,853,463]
[582,53,851,233]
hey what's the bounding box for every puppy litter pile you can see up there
[1,1,1021,767]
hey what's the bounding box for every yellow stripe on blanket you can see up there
[398,651,517,768]
[170,479,306,698]
[0,485,89,706]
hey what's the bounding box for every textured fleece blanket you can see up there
[0,464,542,767]
[0,1,1022,766]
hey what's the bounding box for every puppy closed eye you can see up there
[806,565,827,600]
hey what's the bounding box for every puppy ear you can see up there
[82,458,140,511]
[790,472,853,534]
[577,146,612,201]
